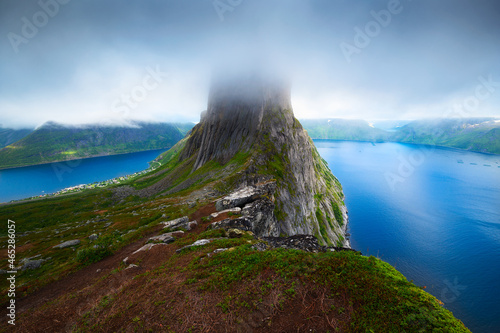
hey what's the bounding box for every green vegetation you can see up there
[140,228,469,331]
[331,200,343,226]
[76,232,122,265]
[0,112,472,331]
[0,121,193,169]
[301,118,388,142]
[301,117,500,154]
[0,127,33,148]
[391,118,500,154]
[56,225,470,331]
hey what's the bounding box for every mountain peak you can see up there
[181,74,292,170]
[174,73,348,246]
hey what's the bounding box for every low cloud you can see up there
[0,0,499,128]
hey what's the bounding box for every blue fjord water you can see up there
[1,142,499,331]
[315,140,500,333]
[0,149,166,203]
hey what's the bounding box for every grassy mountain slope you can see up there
[391,118,500,154]
[0,81,470,330]
[302,117,500,154]
[0,144,470,331]
[300,118,389,142]
[0,121,193,169]
[0,127,33,148]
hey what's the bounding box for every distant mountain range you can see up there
[0,117,497,170]
[300,119,389,142]
[301,117,500,154]
[0,127,34,149]
[0,121,194,169]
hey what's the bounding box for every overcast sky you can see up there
[1,0,499,128]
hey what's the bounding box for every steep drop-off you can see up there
[167,75,348,246]
[0,75,471,332]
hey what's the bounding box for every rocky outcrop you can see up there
[174,73,348,246]
[241,198,278,237]
[147,233,175,244]
[253,234,358,254]
[208,187,279,237]
[209,207,241,220]
[208,217,253,232]
[53,239,81,249]
[215,181,276,211]
[132,243,167,254]
[162,217,197,231]
[175,239,214,253]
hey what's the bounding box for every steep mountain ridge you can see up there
[171,75,348,245]
[0,75,471,332]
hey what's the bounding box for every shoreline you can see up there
[0,154,165,205]
[0,147,170,171]
[312,139,500,156]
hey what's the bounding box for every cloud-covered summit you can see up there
[0,0,499,128]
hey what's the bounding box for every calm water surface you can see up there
[1,142,499,331]
[0,149,165,203]
[316,140,500,333]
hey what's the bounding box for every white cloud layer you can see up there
[0,0,499,128]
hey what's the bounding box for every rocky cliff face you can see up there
[179,74,348,246]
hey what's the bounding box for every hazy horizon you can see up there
[1,0,499,128]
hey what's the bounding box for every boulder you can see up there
[162,216,189,228]
[241,198,279,237]
[228,228,244,238]
[147,233,175,244]
[21,259,44,271]
[207,248,229,257]
[215,181,276,211]
[162,217,196,231]
[132,243,166,254]
[208,217,253,232]
[252,242,270,252]
[53,239,81,249]
[19,254,41,265]
[209,198,278,238]
[175,239,213,253]
[88,234,98,241]
[209,207,242,220]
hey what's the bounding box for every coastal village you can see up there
[10,161,161,203]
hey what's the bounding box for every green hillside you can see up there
[0,127,33,148]
[300,118,389,142]
[301,117,500,154]
[390,118,500,154]
[0,118,470,332]
[0,121,194,169]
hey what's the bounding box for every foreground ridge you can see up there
[0,73,470,332]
